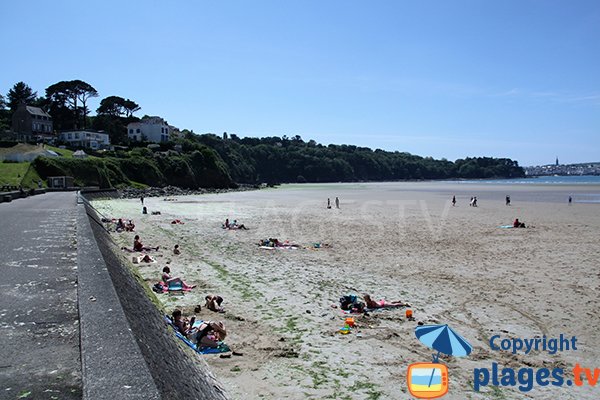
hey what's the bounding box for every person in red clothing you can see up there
[513,218,526,228]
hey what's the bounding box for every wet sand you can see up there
[93,182,600,399]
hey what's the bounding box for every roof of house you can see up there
[25,106,52,118]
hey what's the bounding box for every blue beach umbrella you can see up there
[415,324,473,387]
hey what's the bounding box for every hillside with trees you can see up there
[1,80,525,189]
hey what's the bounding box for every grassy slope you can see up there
[0,162,31,186]
[0,145,72,188]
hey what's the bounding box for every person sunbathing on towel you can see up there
[162,266,196,289]
[363,294,411,309]
[171,309,196,338]
[194,321,227,348]
[205,295,225,312]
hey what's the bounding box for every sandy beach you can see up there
[93,181,600,399]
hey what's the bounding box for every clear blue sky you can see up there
[1,0,598,166]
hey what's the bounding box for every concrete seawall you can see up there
[80,198,228,399]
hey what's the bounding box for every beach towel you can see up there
[153,282,192,293]
[499,225,514,229]
[164,316,230,354]
[259,245,298,250]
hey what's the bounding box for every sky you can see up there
[1,0,598,166]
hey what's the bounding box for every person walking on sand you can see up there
[568,196,572,205]
[452,195,456,206]
[141,196,144,205]
[335,197,340,209]
[506,195,511,206]
[327,198,331,209]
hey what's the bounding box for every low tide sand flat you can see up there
[93,181,600,399]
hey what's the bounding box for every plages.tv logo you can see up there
[407,324,473,399]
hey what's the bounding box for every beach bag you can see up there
[152,283,164,293]
[340,295,357,310]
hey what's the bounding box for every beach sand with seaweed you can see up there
[93,182,600,399]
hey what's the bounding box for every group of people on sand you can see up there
[171,310,227,348]
[115,218,135,232]
[169,293,227,348]
[326,197,340,209]
[223,218,248,230]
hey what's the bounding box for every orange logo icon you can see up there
[406,362,449,399]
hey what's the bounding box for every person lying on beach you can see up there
[363,294,411,309]
[140,254,155,263]
[116,218,125,232]
[259,238,300,248]
[171,309,196,338]
[162,266,196,289]
[513,218,526,228]
[194,321,227,348]
[224,219,249,230]
[134,235,159,252]
[205,295,225,313]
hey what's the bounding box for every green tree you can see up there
[123,99,140,117]
[97,95,127,116]
[0,93,9,132]
[46,80,98,129]
[7,81,37,111]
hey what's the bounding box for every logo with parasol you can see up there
[407,324,473,399]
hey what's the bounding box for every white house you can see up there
[59,130,110,150]
[127,116,171,143]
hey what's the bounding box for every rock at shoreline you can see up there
[119,184,261,199]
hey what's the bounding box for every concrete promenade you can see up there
[0,192,228,400]
[0,192,159,400]
[0,192,82,399]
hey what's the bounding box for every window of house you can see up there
[75,133,79,139]
[68,133,72,140]
[129,129,133,134]
[136,128,140,133]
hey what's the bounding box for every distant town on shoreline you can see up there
[524,158,600,176]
